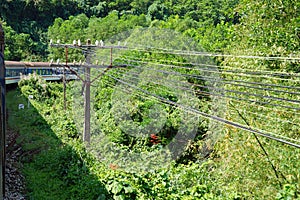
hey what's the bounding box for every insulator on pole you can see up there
[87,39,91,45]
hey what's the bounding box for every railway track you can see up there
[4,128,25,200]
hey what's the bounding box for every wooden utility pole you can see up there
[0,23,6,199]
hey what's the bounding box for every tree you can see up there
[147,1,170,20]
[228,0,300,72]
[1,22,35,61]
[130,0,155,15]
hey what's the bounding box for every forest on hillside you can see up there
[1,0,300,199]
[2,0,299,62]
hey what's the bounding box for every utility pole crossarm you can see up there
[50,43,127,50]
[51,63,85,82]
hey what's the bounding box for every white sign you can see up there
[18,104,24,109]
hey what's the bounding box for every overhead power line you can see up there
[119,58,300,83]
[125,46,300,61]
[112,64,300,111]
[116,60,300,91]
[108,68,300,128]
[91,66,299,142]
[108,70,300,141]
[101,71,300,148]
[108,69,299,128]
[118,55,300,78]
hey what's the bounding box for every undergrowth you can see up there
[6,73,300,199]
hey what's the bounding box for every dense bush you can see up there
[12,68,220,199]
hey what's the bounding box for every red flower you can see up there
[150,134,160,145]
[109,163,118,170]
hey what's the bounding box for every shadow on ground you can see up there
[6,89,108,200]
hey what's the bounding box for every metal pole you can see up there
[83,39,91,144]
[49,40,127,145]
[64,47,68,110]
[0,23,6,199]
[110,48,113,66]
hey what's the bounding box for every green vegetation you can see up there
[8,73,218,199]
[2,0,300,199]
[7,76,108,199]
[7,66,300,199]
